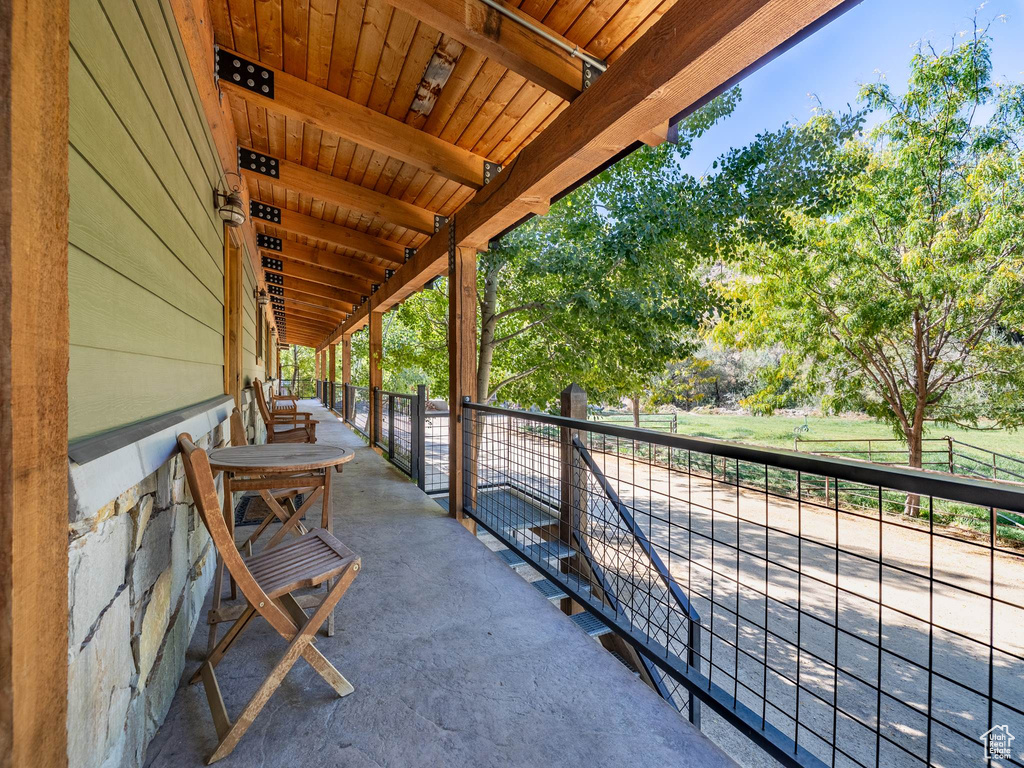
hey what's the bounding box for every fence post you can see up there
[687,617,701,726]
[387,393,395,462]
[559,383,587,615]
[414,384,426,489]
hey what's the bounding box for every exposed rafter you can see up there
[217,47,487,188]
[273,276,362,305]
[385,0,589,102]
[262,254,375,294]
[253,202,406,264]
[319,0,860,347]
[260,238,388,283]
[280,287,360,315]
[240,149,437,236]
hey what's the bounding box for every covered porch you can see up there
[145,401,731,767]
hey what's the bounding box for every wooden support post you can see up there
[328,344,336,410]
[368,310,383,445]
[448,242,477,532]
[0,0,70,763]
[223,230,243,405]
[341,335,351,420]
[559,383,587,614]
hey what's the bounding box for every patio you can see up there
[144,401,733,767]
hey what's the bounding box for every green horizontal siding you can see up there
[68,0,225,440]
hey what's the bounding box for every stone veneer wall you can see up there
[67,386,267,768]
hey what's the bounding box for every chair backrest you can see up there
[251,378,271,425]
[176,432,294,634]
[229,407,248,447]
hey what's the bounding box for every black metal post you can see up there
[387,393,395,462]
[415,384,426,489]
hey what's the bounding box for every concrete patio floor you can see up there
[144,399,734,768]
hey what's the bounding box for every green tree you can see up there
[390,88,860,411]
[716,31,1024,493]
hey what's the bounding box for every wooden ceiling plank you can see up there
[307,0,339,86]
[322,0,859,348]
[367,9,420,113]
[326,0,365,96]
[281,285,353,313]
[456,69,527,151]
[254,0,284,69]
[384,0,584,102]
[564,0,630,49]
[282,0,310,76]
[436,59,507,146]
[584,0,665,59]
[226,0,260,58]
[209,0,236,48]
[279,304,347,324]
[349,0,393,105]
[218,47,487,188]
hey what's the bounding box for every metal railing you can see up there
[373,388,418,477]
[278,379,317,398]
[795,435,1024,484]
[423,410,450,494]
[461,401,1024,768]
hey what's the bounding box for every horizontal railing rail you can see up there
[461,400,1024,768]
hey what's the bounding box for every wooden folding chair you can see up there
[178,432,360,764]
[253,378,317,443]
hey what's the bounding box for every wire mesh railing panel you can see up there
[462,402,1024,768]
[349,386,369,438]
[387,392,414,474]
[279,379,316,398]
[424,411,450,494]
[376,389,389,452]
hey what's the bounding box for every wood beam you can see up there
[448,246,478,532]
[1,0,69,762]
[279,287,354,315]
[264,257,373,295]
[218,47,486,188]
[385,0,585,102]
[275,294,351,318]
[320,0,859,347]
[278,303,346,324]
[274,274,362,305]
[341,335,351,419]
[267,240,387,282]
[257,203,406,264]
[242,153,436,235]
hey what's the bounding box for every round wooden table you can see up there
[206,443,353,641]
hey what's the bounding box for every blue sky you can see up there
[677,0,1024,177]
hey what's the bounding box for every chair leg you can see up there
[277,594,353,696]
[263,488,322,549]
[191,605,257,685]
[205,567,357,764]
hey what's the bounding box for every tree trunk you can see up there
[477,270,499,403]
[903,402,926,517]
[631,394,641,428]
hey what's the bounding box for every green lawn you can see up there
[662,411,1024,458]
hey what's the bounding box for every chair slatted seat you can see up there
[253,378,317,444]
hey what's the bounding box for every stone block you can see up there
[130,507,172,603]
[144,595,190,745]
[131,495,154,551]
[136,569,171,689]
[169,503,189,599]
[155,458,174,510]
[67,589,133,768]
[68,513,131,650]
[171,473,187,505]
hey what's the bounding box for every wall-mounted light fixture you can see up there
[254,287,269,308]
[213,172,245,227]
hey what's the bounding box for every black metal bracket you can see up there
[215,48,274,98]
[257,233,282,251]
[433,214,448,233]
[261,255,283,271]
[483,161,502,185]
[238,147,279,179]
[404,247,416,263]
[267,285,284,296]
[384,269,394,280]
[352,304,358,313]
[250,201,281,223]
[264,272,283,285]
[582,61,602,90]
[361,296,368,304]
[371,283,380,294]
